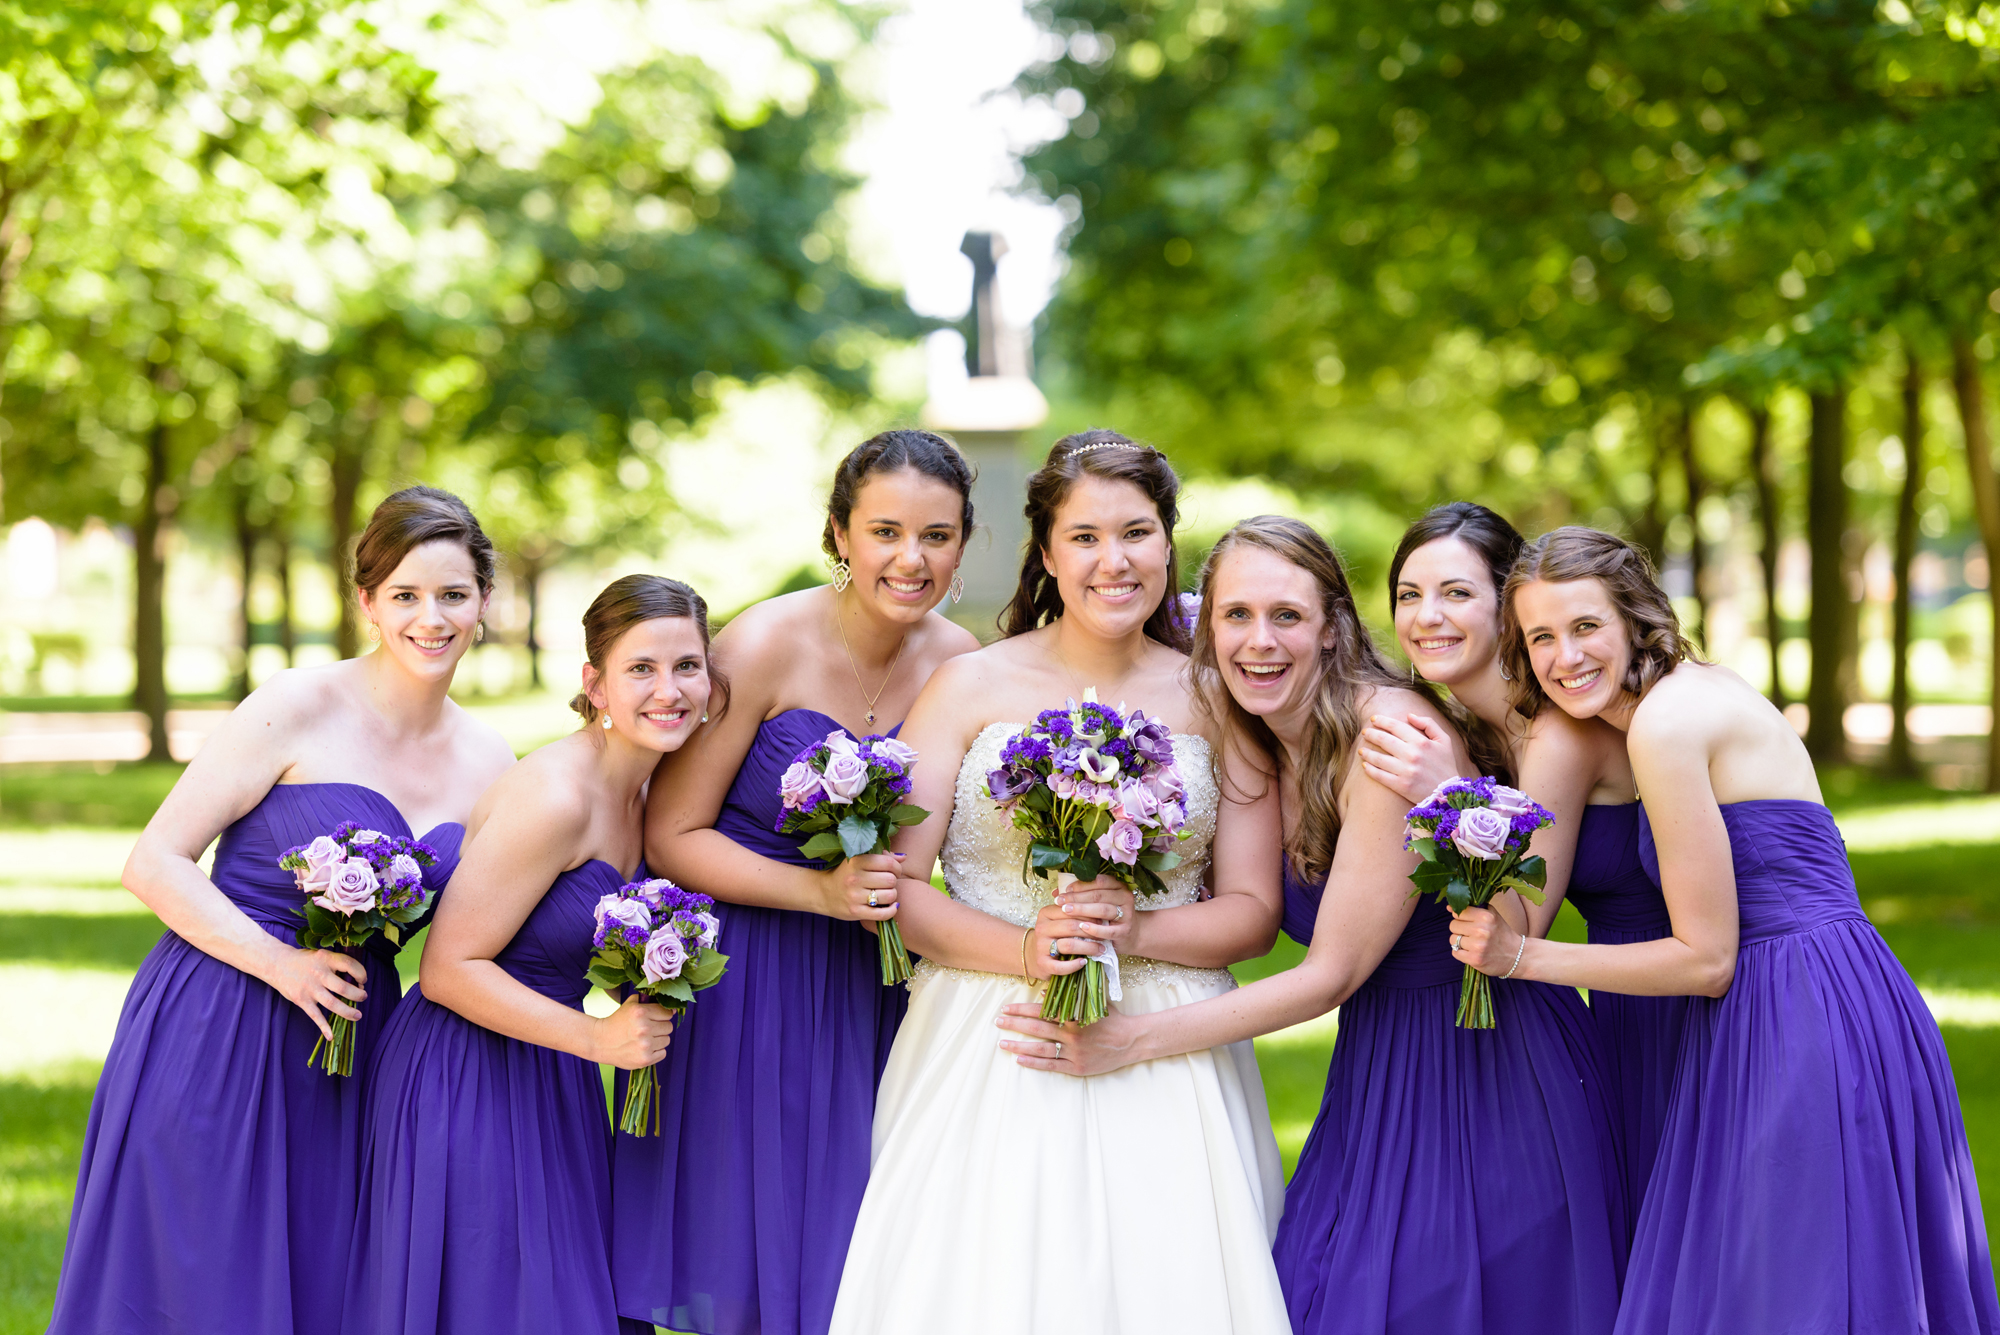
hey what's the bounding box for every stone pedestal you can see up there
[922,376,1048,642]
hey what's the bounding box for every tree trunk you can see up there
[274,518,296,669]
[233,480,257,701]
[1677,400,1707,646]
[1748,403,1785,706]
[329,435,366,658]
[522,556,545,690]
[1805,387,1849,763]
[1951,338,2000,793]
[133,410,175,763]
[1633,418,1669,574]
[1888,354,1925,776]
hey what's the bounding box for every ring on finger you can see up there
[1114,907,1125,921]
[1054,1041,1063,1058]
[1049,943,1060,958]
[867,891,879,908]
[1451,934,1463,951]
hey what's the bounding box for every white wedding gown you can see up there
[828,725,1289,1335]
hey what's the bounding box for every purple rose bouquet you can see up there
[1402,776,1554,1029]
[277,822,441,1076]
[985,690,1190,1026]
[586,877,729,1136]
[775,730,929,985]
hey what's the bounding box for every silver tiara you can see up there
[1067,441,1165,459]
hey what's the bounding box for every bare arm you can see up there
[645,614,897,923]
[421,763,674,1067]
[1450,680,1739,998]
[999,754,1429,1072]
[120,674,369,1041]
[1510,713,1605,937]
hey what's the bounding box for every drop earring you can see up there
[701,712,709,724]
[366,621,381,643]
[1499,661,1514,682]
[474,621,485,644]
[948,569,965,604]
[601,713,613,730]
[829,559,852,593]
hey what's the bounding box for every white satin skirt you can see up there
[828,958,1290,1335]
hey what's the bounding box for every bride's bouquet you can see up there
[1402,776,1554,1029]
[587,877,729,1136]
[278,822,442,1076]
[986,690,1189,1026]
[776,730,929,985]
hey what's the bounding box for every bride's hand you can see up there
[1358,712,1462,804]
[1053,875,1137,954]
[994,1004,1141,1077]
[1030,903,1098,979]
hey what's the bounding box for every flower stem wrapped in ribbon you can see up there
[586,878,729,1136]
[1402,776,1554,1029]
[985,690,1190,1026]
[775,730,929,985]
[277,822,441,1076]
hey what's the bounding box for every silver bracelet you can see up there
[1500,934,1527,980]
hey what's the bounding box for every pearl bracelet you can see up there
[1500,933,1527,980]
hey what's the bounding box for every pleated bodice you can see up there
[1636,799,1867,945]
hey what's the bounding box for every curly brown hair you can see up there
[1499,526,1703,716]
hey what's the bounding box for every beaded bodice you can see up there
[938,722,1220,929]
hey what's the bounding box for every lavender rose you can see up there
[594,895,651,948]
[819,751,870,803]
[1487,785,1535,821]
[1048,772,1079,801]
[1145,765,1186,802]
[350,829,386,847]
[870,737,918,770]
[1096,817,1145,866]
[389,853,423,887]
[1450,807,1512,861]
[302,835,344,874]
[822,730,861,759]
[1115,780,1160,823]
[1158,799,1186,831]
[641,926,688,984]
[779,761,823,810]
[314,858,380,913]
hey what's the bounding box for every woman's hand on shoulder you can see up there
[1358,712,1461,804]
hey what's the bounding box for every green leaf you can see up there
[382,921,401,946]
[1137,849,1182,874]
[1511,854,1549,889]
[837,815,883,860]
[1410,836,1439,862]
[797,831,846,862]
[587,964,628,991]
[888,804,930,827]
[1498,876,1548,905]
[681,948,729,989]
[1443,878,1472,914]
[1028,842,1071,871]
[651,978,694,1004]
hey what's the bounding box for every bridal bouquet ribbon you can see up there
[1402,776,1554,1029]
[587,878,729,1136]
[277,821,441,1076]
[776,731,929,985]
[985,689,1189,1026]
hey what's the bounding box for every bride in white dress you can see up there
[828,432,1290,1335]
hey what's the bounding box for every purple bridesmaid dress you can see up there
[611,709,907,1335]
[47,783,462,1335]
[1271,862,1628,1335]
[1615,801,1998,1334]
[1564,803,1693,1225]
[346,857,651,1335]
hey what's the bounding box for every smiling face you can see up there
[1207,544,1330,727]
[583,616,714,753]
[356,539,488,683]
[832,467,966,622]
[1393,535,1502,690]
[1514,577,1633,721]
[1041,474,1172,640]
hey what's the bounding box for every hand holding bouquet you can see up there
[278,822,441,1076]
[776,730,928,985]
[1402,777,1554,1029]
[587,878,729,1136]
[985,690,1189,1026]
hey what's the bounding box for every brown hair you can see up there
[822,430,975,562]
[1001,429,1189,651]
[353,486,497,595]
[1388,501,1525,781]
[568,574,729,725]
[1500,526,1704,716]
[1190,515,1412,882]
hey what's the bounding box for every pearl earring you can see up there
[601,713,613,730]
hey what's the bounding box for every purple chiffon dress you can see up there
[610,709,907,1335]
[47,783,461,1335]
[1615,801,1999,1334]
[1271,861,1628,1335]
[1563,802,1693,1225]
[346,856,652,1335]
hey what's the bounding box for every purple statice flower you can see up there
[1039,711,1075,744]
[1001,734,1051,769]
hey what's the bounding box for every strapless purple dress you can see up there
[47,783,462,1335]
[346,857,651,1335]
[1564,803,1693,1225]
[1272,863,1628,1335]
[611,709,908,1335]
[1615,800,1998,1333]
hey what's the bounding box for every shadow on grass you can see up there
[0,1066,94,1335]
[0,915,166,972]
[0,764,186,831]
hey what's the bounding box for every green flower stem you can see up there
[620,1067,659,1137]
[1456,968,1495,1029]
[877,920,913,985]
[307,1012,357,1077]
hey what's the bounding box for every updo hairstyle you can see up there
[821,430,976,562]
[568,574,728,725]
[1499,526,1703,717]
[353,486,497,595]
[1001,429,1189,651]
